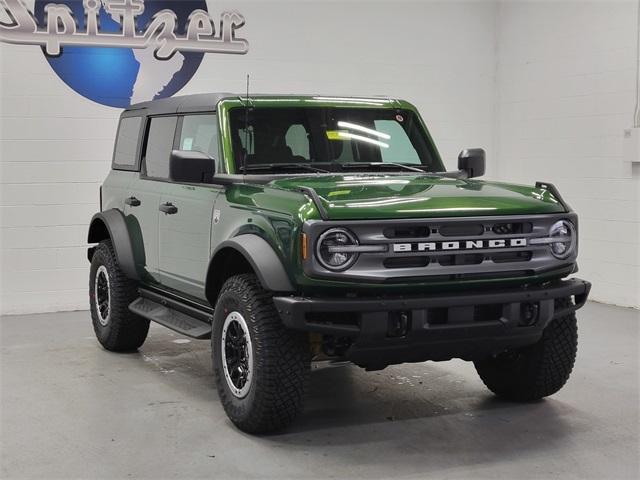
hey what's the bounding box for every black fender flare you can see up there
[87,209,139,280]
[208,235,295,294]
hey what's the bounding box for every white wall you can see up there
[494,0,640,308]
[1,0,638,314]
[0,1,497,314]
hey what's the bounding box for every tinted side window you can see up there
[179,114,219,158]
[113,116,142,169]
[144,116,178,179]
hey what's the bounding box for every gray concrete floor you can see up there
[1,302,638,479]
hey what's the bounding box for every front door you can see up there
[158,183,221,299]
[156,113,222,299]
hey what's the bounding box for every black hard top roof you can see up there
[124,93,398,115]
[125,93,236,115]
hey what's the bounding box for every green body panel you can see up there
[158,182,224,298]
[268,174,564,220]
[123,177,168,276]
[101,169,133,211]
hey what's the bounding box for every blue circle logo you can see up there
[33,0,208,108]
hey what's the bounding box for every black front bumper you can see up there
[273,278,591,366]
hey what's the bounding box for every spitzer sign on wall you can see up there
[0,0,249,107]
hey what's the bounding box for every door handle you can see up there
[159,202,178,215]
[124,196,141,207]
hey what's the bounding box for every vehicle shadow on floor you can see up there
[260,364,583,470]
[129,328,581,463]
[295,364,569,427]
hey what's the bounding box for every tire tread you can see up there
[89,240,149,351]
[212,274,309,434]
[474,297,578,401]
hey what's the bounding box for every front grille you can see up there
[492,222,533,235]
[490,251,533,263]
[437,253,484,266]
[383,256,430,269]
[383,225,430,239]
[439,223,485,237]
[379,217,539,272]
[304,213,577,283]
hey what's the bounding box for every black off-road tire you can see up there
[89,240,149,351]
[474,297,578,401]
[212,274,310,434]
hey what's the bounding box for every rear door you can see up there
[157,113,223,300]
[124,115,177,282]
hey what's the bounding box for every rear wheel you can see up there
[474,298,578,401]
[212,274,310,434]
[89,240,149,351]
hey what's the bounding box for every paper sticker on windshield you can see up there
[395,114,404,122]
[326,130,348,140]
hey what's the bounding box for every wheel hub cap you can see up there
[221,311,253,398]
[94,265,110,326]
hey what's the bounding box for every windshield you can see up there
[228,107,444,174]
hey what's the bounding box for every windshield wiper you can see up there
[240,163,329,174]
[338,162,456,177]
[339,162,431,174]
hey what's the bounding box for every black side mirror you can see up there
[458,148,486,178]
[169,150,216,183]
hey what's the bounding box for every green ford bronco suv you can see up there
[88,94,591,433]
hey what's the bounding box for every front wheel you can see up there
[211,274,310,434]
[474,298,578,401]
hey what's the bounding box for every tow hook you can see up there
[387,311,411,337]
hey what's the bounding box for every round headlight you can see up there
[549,220,576,259]
[316,228,359,271]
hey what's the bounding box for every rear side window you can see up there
[143,116,178,179]
[179,114,219,158]
[112,116,142,169]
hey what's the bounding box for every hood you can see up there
[269,174,565,220]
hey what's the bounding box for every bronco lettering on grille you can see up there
[393,238,527,253]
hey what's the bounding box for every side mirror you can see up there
[169,150,216,183]
[458,148,486,178]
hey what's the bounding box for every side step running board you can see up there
[128,289,213,339]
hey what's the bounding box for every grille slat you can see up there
[383,226,430,239]
[439,223,484,237]
[437,253,484,266]
[490,251,533,263]
[383,256,430,269]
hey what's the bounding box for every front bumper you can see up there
[273,278,591,366]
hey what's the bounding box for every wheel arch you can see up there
[205,235,295,306]
[87,209,139,280]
